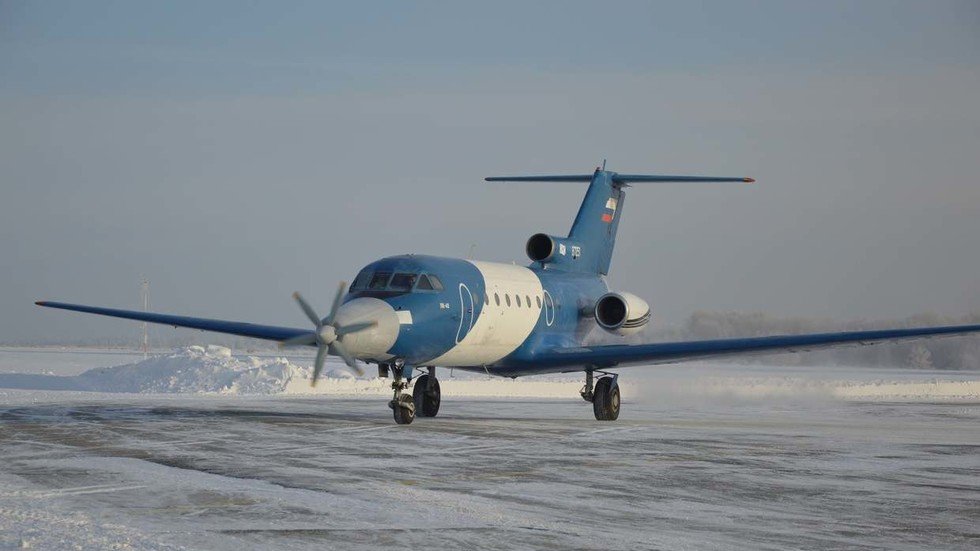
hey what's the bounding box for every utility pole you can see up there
[141,278,149,359]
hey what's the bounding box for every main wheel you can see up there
[593,377,620,421]
[412,374,441,417]
[393,394,416,425]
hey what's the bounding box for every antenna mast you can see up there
[140,278,149,359]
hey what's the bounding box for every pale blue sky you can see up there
[2,1,979,342]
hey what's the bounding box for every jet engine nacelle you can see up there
[526,233,583,267]
[594,292,651,336]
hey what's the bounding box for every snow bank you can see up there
[0,346,583,397]
[75,345,310,394]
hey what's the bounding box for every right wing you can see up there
[35,301,310,342]
[521,323,980,370]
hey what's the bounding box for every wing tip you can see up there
[744,177,755,183]
[35,301,48,307]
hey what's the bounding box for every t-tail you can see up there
[486,166,753,275]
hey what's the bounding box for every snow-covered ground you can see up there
[0,347,978,549]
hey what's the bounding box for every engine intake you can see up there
[595,292,650,336]
[526,233,556,262]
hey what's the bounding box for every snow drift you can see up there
[0,346,583,397]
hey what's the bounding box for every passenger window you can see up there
[389,273,417,291]
[484,293,489,305]
[526,295,532,307]
[494,293,500,306]
[505,294,511,307]
[472,291,479,306]
[369,272,392,289]
[536,296,541,308]
[515,295,521,307]
[427,274,444,291]
[416,274,434,290]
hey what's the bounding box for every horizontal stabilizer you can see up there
[485,175,594,182]
[486,173,753,184]
[613,174,753,183]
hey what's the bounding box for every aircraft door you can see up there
[543,290,555,327]
[456,283,475,343]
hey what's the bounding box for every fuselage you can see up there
[340,254,609,376]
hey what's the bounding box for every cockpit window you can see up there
[416,274,434,290]
[427,274,444,291]
[369,272,391,289]
[350,271,372,291]
[351,270,442,293]
[389,273,417,291]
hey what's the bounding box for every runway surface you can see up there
[1,392,977,550]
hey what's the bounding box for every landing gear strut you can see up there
[387,361,415,425]
[412,368,441,417]
[581,369,620,421]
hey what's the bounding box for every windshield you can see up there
[350,270,373,291]
[389,273,417,291]
[368,272,391,289]
[349,270,443,293]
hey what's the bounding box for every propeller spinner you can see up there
[279,282,376,385]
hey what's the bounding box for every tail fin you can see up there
[486,168,752,275]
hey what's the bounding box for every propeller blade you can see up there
[330,340,364,376]
[311,344,328,387]
[335,320,378,336]
[292,292,321,327]
[278,333,317,348]
[322,281,348,325]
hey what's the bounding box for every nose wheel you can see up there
[387,362,417,424]
[412,370,441,417]
[391,392,415,424]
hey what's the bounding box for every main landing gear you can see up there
[384,363,442,425]
[412,368,441,418]
[580,369,620,421]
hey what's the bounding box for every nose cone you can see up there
[334,297,400,361]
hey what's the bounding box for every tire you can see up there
[593,377,620,421]
[412,374,441,417]
[606,382,620,421]
[393,394,415,425]
[593,378,608,420]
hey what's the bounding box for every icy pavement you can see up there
[1,390,978,550]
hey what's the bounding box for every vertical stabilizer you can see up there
[568,169,623,275]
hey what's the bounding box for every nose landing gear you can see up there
[387,361,416,425]
[581,369,620,421]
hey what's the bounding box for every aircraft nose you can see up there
[333,297,400,360]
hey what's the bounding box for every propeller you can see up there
[279,282,376,386]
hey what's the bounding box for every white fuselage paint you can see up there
[426,261,543,367]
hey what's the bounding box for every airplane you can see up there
[35,165,980,424]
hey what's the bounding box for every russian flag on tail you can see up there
[601,197,617,223]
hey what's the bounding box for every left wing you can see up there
[521,324,980,369]
[35,301,310,342]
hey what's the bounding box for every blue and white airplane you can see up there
[36,166,980,424]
